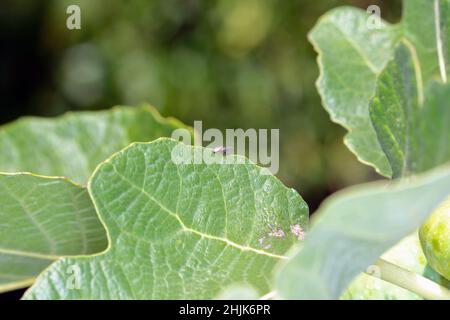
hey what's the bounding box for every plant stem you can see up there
[367,259,450,300]
[259,291,277,300]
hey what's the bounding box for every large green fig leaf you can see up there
[0,173,107,292]
[0,105,189,184]
[276,164,450,299]
[0,106,189,292]
[370,42,450,178]
[310,0,450,176]
[309,7,400,177]
[23,139,308,299]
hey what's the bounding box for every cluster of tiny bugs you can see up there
[258,224,305,250]
[290,224,305,240]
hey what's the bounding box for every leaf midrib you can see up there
[326,20,379,74]
[108,165,287,260]
[434,0,448,83]
[0,247,57,260]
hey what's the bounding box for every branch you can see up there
[366,259,450,300]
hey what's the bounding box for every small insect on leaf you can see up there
[290,224,305,241]
[269,228,286,238]
[213,146,233,155]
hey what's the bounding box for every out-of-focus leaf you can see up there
[0,173,107,292]
[215,285,260,300]
[276,164,450,299]
[23,139,308,299]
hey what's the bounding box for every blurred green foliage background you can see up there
[0,0,401,210]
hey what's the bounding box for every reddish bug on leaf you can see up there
[212,146,232,155]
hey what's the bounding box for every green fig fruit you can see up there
[419,198,450,280]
